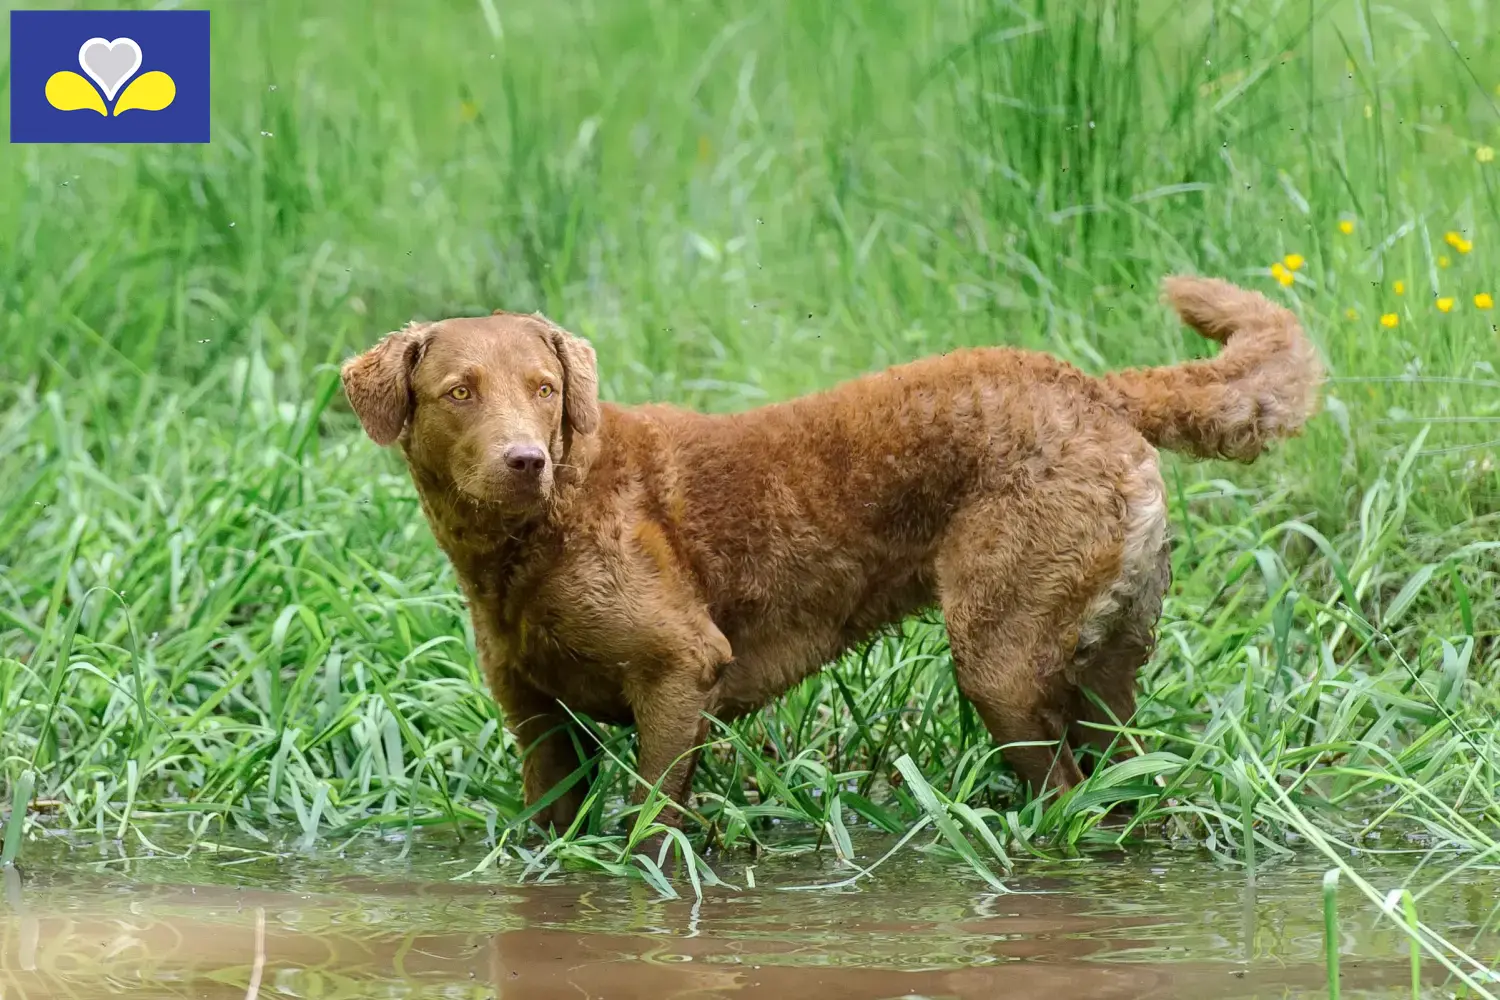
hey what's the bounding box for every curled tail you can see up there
[1104,275,1324,462]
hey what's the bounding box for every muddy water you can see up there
[1,835,1496,999]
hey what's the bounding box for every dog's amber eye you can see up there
[537,383,555,399]
[447,386,471,401]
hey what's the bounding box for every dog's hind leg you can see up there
[1066,619,1154,776]
[936,484,1130,800]
[1066,461,1171,776]
[946,610,1085,797]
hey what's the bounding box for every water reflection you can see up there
[0,841,1493,999]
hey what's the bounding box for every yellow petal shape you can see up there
[45,71,106,115]
[113,71,176,116]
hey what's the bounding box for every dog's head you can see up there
[341,310,600,517]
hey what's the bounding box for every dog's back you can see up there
[633,277,1320,788]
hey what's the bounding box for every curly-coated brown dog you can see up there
[341,275,1322,832]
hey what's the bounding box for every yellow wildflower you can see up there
[1439,255,1451,268]
[1445,231,1474,254]
[1380,313,1399,328]
[1270,262,1295,287]
[1477,293,1495,310]
[1338,219,1355,235]
[1436,297,1455,313]
[1393,280,1406,295]
[1344,307,1358,321]
[1479,146,1496,164]
[1283,253,1305,271]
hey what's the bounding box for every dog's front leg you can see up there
[620,615,733,841]
[597,569,733,861]
[493,670,595,836]
[625,667,715,829]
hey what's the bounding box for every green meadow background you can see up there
[2,0,1499,921]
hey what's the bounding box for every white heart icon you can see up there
[78,37,143,102]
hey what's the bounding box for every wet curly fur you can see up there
[341,275,1323,830]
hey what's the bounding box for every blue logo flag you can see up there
[10,9,210,144]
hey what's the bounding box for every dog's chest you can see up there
[528,604,630,703]
[473,593,634,722]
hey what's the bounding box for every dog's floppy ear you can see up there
[340,324,431,446]
[547,323,600,440]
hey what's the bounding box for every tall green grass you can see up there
[3,0,1500,983]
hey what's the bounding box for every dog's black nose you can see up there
[504,444,548,476]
